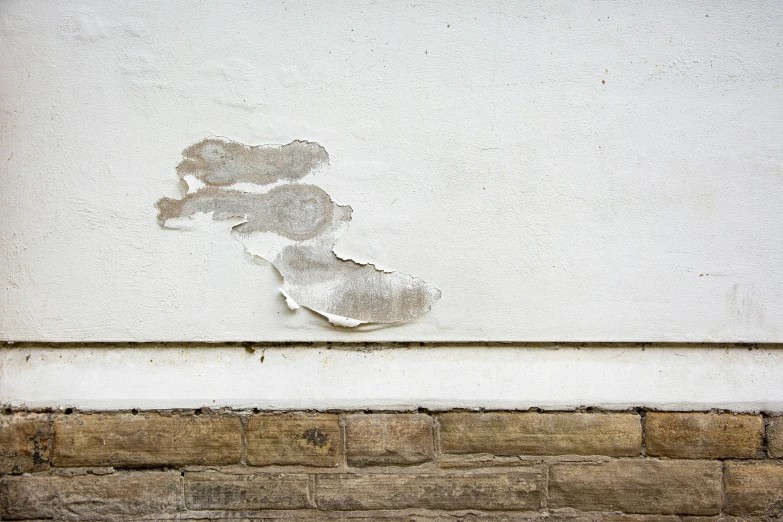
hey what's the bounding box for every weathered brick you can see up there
[345,413,433,466]
[0,471,181,519]
[681,518,753,522]
[438,453,541,469]
[438,412,641,457]
[0,413,50,474]
[724,462,783,516]
[545,513,682,522]
[316,472,540,510]
[251,510,450,522]
[590,517,681,522]
[767,416,783,458]
[440,515,679,522]
[645,412,763,459]
[246,413,339,467]
[214,514,454,522]
[52,413,241,467]
[185,472,310,510]
[548,460,722,515]
[203,512,684,522]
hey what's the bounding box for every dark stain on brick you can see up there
[31,428,49,468]
[302,428,329,448]
[765,499,783,521]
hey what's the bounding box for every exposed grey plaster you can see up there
[156,138,440,327]
[176,139,329,186]
[157,184,350,241]
[275,245,441,324]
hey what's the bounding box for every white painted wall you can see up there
[2,345,783,412]
[1,1,782,343]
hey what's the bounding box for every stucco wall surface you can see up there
[1,1,782,342]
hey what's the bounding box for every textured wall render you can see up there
[1,1,782,341]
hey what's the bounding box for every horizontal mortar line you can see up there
[3,407,775,415]
[2,341,782,349]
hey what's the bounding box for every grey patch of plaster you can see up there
[176,138,328,186]
[156,138,440,327]
[157,184,349,241]
[275,245,440,324]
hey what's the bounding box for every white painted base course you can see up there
[2,344,783,412]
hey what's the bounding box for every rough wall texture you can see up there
[4,1,783,343]
[2,410,783,520]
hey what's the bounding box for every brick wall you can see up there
[1,409,783,520]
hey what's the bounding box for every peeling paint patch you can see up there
[157,184,348,241]
[156,138,440,327]
[176,139,329,186]
[280,289,300,311]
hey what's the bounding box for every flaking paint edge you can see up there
[155,138,441,328]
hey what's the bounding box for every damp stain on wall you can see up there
[155,138,441,327]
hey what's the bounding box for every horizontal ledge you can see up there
[2,341,782,349]
[3,346,783,412]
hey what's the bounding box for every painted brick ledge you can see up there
[1,410,783,520]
